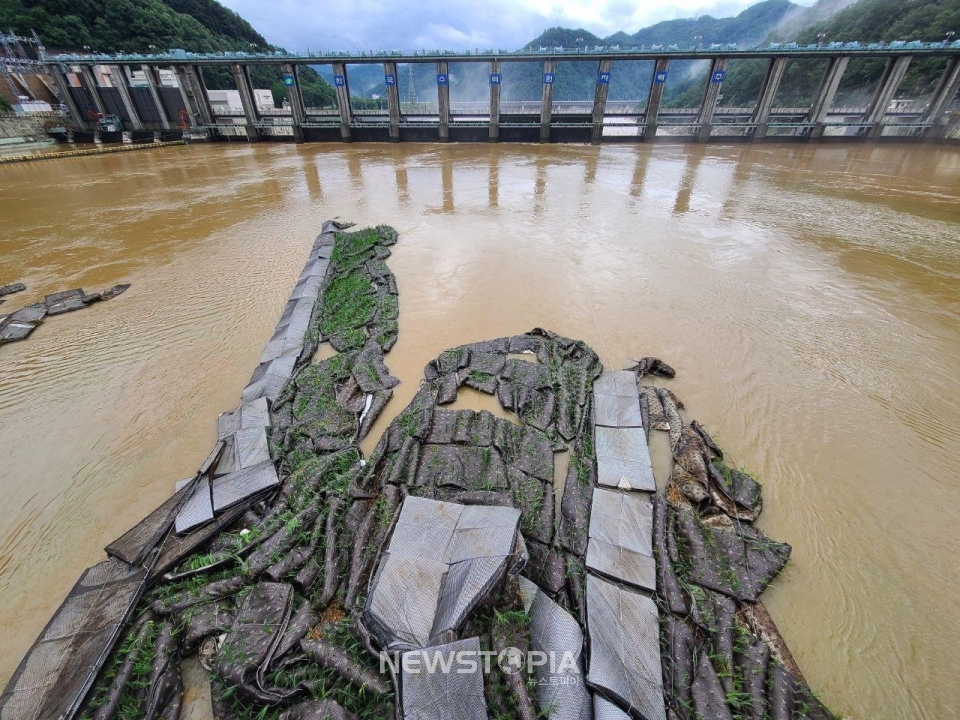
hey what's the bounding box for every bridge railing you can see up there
[44,38,960,65]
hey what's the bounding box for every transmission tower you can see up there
[0,31,42,102]
[406,64,417,105]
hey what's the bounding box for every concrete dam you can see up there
[40,44,960,145]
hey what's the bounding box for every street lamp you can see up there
[577,36,583,53]
[694,34,702,50]
[816,33,826,47]
[946,31,956,44]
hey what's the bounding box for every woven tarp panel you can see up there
[242,354,296,403]
[594,694,633,720]
[517,578,591,720]
[593,371,643,429]
[365,498,520,651]
[400,637,487,720]
[174,475,214,535]
[586,539,657,594]
[105,483,192,565]
[368,553,447,649]
[211,461,280,512]
[589,489,653,556]
[594,394,644,428]
[219,398,271,440]
[593,371,636,397]
[596,427,656,492]
[235,427,270,469]
[586,575,666,720]
[586,489,656,592]
[0,557,149,720]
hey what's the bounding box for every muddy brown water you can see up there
[1,142,958,719]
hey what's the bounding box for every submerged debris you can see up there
[0,281,26,298]
[0,283,131,345]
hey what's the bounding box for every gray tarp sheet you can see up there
[400,637,487,720]
[211,461,280,512]
[596,427,656,492]
[594,694,633,720]
[586,488,656,592]
[517,578,591,720]
[365,497,520,651]
[174,475,214,535]
[586,575,666,720]
[0,557,151,720]
[593,371,643,428]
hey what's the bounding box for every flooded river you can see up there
[1,141,959,719]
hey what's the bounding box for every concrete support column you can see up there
[183,66,214,126]
[642,58,669,141]
[696,57,727,142]
[79,65,108,118]
[48,66,88,129]
[922,57,960,138]
[437,60,450,142]
[751,56,786,140]
[174,67,198,121]
[282,62,306,143]
[384,61,401,143]
[808,56,849,138]
[110,65,143,130]
[591,58,612,145]
[489,59,501,143]
[540,59,556,143]
[173,68,192,125]
[142,65,172,130]
[332,62,353,142]
[231,63,260,141]
[863,56,912,138]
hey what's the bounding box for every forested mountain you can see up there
[797,0,960,43]
[0,0,334,107]
[0,0,266,54]
[715,0,960,107]
[516,0,960,108]
[527,0,799,51]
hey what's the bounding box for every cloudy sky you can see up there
[219,0,815,53]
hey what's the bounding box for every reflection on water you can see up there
[1,141,959,719]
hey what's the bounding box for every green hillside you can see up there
[714,0,960,107]
[515,1,800,106]
[0,0,335,107]
[520,0,960,108]
[630,0,798,46]
[793,0,960,99]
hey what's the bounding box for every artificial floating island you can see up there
[0,222,837,720]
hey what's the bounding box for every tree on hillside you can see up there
[0,0,336,107]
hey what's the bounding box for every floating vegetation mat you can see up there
[0,221,838,720]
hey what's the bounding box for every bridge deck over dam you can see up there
[41,44,960,145]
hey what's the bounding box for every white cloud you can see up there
[219,0,816,53]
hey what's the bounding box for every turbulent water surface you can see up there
[0,142,958,719]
